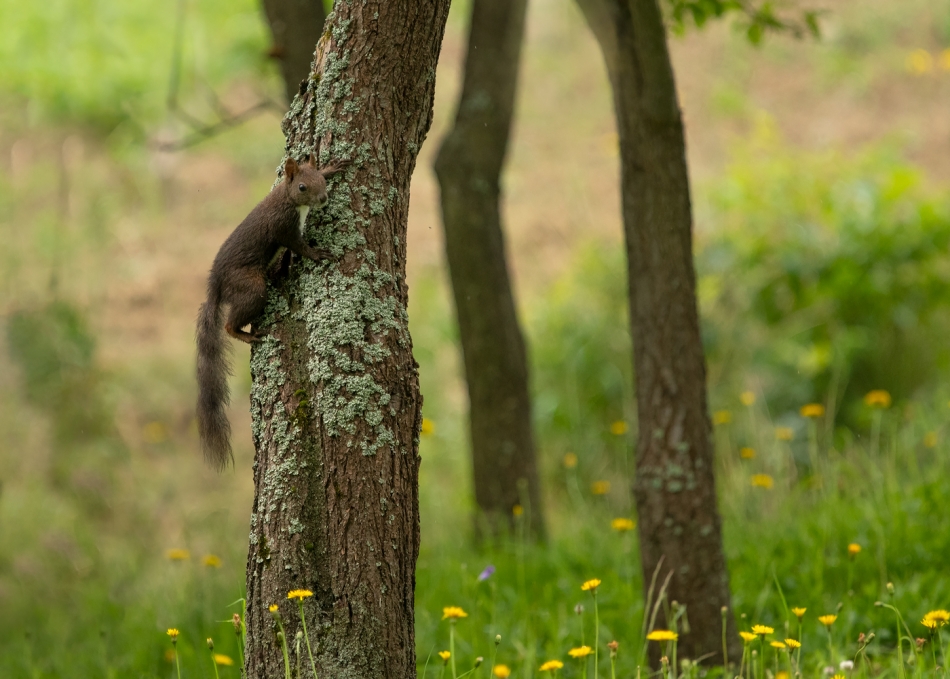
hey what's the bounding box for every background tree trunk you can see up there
[261,0,327,103]
[575,0,739,664]
[243,2,450,678]
[433,0,545,538]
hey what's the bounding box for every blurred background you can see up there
[1,0,949,676]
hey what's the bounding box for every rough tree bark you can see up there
[433,0,545,538]
[575,0,739,664]
[243,3,450,678]
[261,0,327,103]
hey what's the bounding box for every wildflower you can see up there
[740,632,757,643]
[777,672,790,679]
[611,518,636,531]
[439,651,451,663]
[818,615,837,627]
[167,549,190,561]
[569,646,594,658]
[792,607,807,619]
[207,638,215,650]
[610,420,628,435]
[214,654,234,666]
[268,604,279,613]
[591,481,610,495]
[494,665,511,678]
[752,624,774,636]
[906,49,934,74]
[751,474,774,489]
[512,505,524,517]
[563,453,578,469]
[848,543,861,558]
[474,657,484,668]
[741,391,756,406]
[442,606,468,620]
[776,427,794,441]
[167,628,180,642]
[714,410,732,425]
[916,638,927,650]
[924,432,938,448]
[288,589,313,601]
[232,613,242,633]
[840,661,854,671]
[832,674,846,679]
[607,640,619,657]
[202,554,222,568]
[800,403,825,418]
[740,447,756,459]
[477,565,496,582]
[770,641,786,649]
[785,639,801,649]
[540,660,564,672]
[646,630,679,642]
[922,610,950,628]
[421,417,435,435]
[864,390,891,408]
[581,579,601,592]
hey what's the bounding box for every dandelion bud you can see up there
[296,631,303,640]
[857,633,865,644]
[277,631,285,643]
[232,613,242,634]
[839,661,854,671]
[207,638,214,650]
[608,640,619,658]
[866,633,875,642]
[722,606,729,614]
[574,604,585,615]
[660,656,669,668]
[495,634,502,645]
[886,582,895,595]
[916,638,926,650]
[474,657,484,668]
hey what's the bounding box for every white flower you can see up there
[839,661,854,671]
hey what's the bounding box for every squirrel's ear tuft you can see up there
[283,157,297,182]
[307,154,317,168]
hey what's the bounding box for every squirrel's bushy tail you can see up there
[196,288,232,470]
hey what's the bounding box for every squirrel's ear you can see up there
[307,154,317,168]
[283,157,297,182]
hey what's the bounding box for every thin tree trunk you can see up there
[434,0,545,538]
[243,3,450,678]
[261,0,327,103]
[575,0,739,664]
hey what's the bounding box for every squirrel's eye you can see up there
[298,183,307,192]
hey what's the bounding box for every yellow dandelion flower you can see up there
[167,628,180,640]
[610,420,628,435]
[752,625,774,636]
[832,674,846,679]
[569,646,593,658]
[923,610,950,628]
[775,427,794,441]
[439,651,451,662]
[941,48,950,71]
[785,639,801,649]
[581,579,601,592]
[646,630,679,642]
[740,447,756,459]
[563,453,578,469]
[751,474,774,489]
[864,390,891,408]
[167,548,190,561]
[741,391,756,406]
[848,543,861,557]
[924,432,938,448]
[268,604,278,613]
[214,654,234,666]
[288,589,314,601]
[922,617,939,630]
[611,518,636,532]
[540,660,564,672]
[512,504,524,517]
[740,632,758,643]
[202,554,222,568]
[421,417,435,435]
[713,410,732,425]
[777,672,790,679]
[494,664,512,678]
[791,607,806,619]
[442,606,468,620]
[770,641,786,649]
[800,403,825,418]
[906,49,934,74]
[818,614,837,626]
[591,481,610,495]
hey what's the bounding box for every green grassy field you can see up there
[1,0,949,676]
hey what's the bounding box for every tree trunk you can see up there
[575,0,739,664]
[243,3,450,678]
[433,0,544,538]
[261,0,327,103]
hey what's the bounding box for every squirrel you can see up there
[196,149,350,470]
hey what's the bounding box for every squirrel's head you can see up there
[283,154,347,209]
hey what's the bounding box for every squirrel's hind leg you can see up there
[223,269,269,344]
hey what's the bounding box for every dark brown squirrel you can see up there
[196,150,350,470]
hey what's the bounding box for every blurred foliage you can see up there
[665,0,823,44]
[0,0,273,132]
